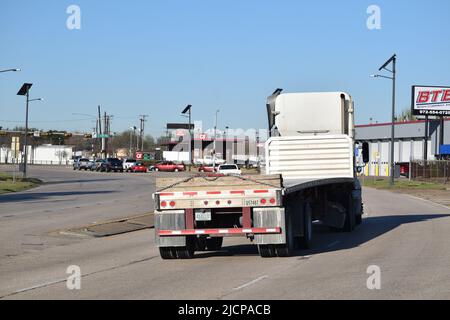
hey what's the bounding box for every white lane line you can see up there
[326,241,340,248]
[233,275,268,291]
[406,194,450,211]
[1,278,67,299]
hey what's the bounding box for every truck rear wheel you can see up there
[175,237,195,259]
[159,247,177,259]
[343,193,355,232]
[298,206,313,249]
[276,209,294,257]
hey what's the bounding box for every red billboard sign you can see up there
[412,85,450,116]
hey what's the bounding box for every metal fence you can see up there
[410,160,450,183]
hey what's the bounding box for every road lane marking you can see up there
[0,255,159,299]
[233,275,268,291]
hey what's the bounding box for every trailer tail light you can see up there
[270,198,276,204]
[169,201,176,207]
[161,201,167,208]
[204,200,209,206]
[260,199,267,204]
[227,200,232,205]
[215,200,220,205]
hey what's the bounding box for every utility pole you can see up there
[103,111,107,158]
[139,115,148,152]
[97,106,104,158]
[212,110,219,169]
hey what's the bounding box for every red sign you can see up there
[136,152,143,160]
[412,85,450,116]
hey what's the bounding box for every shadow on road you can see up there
[0,190,117,203]
[195,214,450,258]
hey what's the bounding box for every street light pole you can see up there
[182,105,193,170]
[371,54,397,186]
[17,83,34,178]
[390,56,397,187]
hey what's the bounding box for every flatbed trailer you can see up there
[153,91,367,259]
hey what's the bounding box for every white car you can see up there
[217,164,241,175]
[123,159,137,172]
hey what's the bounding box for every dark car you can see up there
[102,158,124,172]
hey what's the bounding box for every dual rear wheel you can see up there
[159,236,223,260]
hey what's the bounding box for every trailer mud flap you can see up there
[155,210,186,247]
[253,207,286,245]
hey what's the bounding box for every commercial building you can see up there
[355,118,449,176]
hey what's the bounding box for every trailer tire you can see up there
[298,207,313,249]
[343,193,355,232]
[258,245,276,258]
[276,209,294,257]
[175,237,195,259]
[159,247,177,260]
[205,237,223,251]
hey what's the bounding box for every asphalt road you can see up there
[1,165,450,299]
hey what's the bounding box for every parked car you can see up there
[152,161,185,172]
[198,165,217,173]
[217,164,241,175]
[98,158,124,172]
[123,159,137,172]
[73,158,90,170]
[92,159,106,171]
[86,159,96,171]
[130,162,147,173]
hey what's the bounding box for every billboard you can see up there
[411,85,450,116]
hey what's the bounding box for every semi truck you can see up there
[153,90,369,259]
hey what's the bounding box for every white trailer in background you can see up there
[153,90,369,259]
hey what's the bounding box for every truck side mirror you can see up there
[362,142,369,164]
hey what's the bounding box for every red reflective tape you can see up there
[230,190,245,195]
[253,190,269,193]
[159,193,174,196]
[206,191,221,195]
[158,227,281,236]
[183,192,198,196]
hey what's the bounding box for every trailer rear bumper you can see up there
[158,227,282,237]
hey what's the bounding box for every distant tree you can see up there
[397,108,417,121]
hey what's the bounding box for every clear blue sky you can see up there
[1,0,449,136]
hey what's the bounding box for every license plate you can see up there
[195,210,212,221]
[245,199,260,207]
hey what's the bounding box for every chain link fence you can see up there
[410,160,450,183]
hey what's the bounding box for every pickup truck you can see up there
[153,90,369,259]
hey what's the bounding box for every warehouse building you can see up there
[355,118,450,176]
